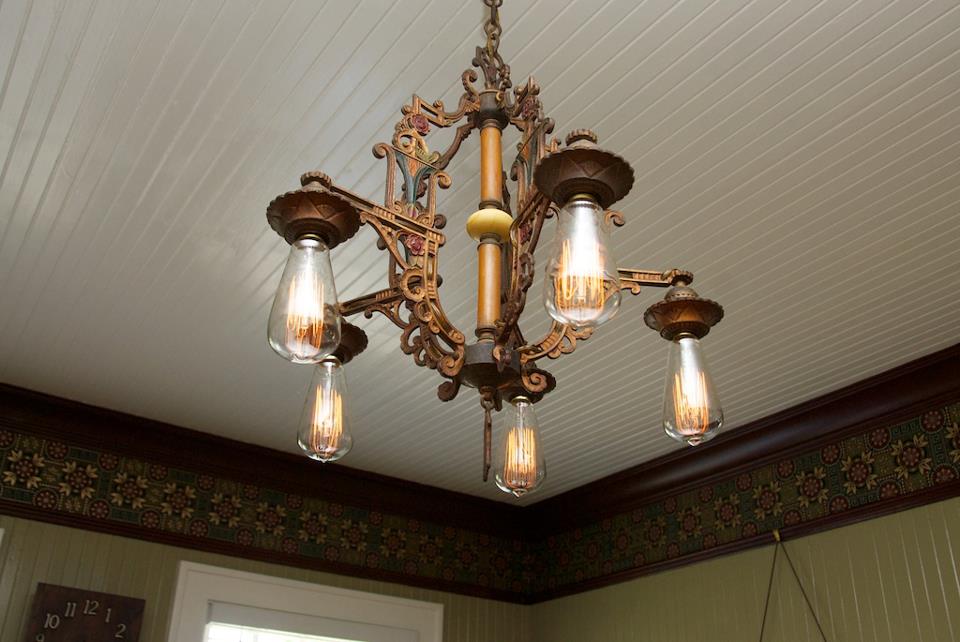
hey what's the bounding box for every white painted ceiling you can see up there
[1,0,959,504]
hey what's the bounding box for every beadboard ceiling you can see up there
[1,0,959,504]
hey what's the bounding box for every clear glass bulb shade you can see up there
[268,237,340,364]
[662,336,723,446]
[298,357,352,462]
[543,196,621,329]
[494,397,546,497]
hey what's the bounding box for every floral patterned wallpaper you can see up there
[531,402,960,594]
[2,401,958,601]
[0,428,531,597]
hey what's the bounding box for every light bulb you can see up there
[662,335,723,446]
[494,396,546,497]
[543,196,620,328]
[268,236,340,363]
[298,357,352,462]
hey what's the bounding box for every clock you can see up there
[23,583,145,642]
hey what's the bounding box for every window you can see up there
[168,562,443,642]
[206,622,356,642]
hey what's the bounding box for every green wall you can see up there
[0,514,532,642]
[531,496,960,642]
[3,496,960,641]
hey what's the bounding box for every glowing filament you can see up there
[672,370,710,437]
[285,272,325,354]
[502,427,539,494]
[552,239,607,322]
[307,384,343,458]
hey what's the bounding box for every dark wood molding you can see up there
[524,344,960,536]
[1,344,958,605]
[0,500,523,604]
[527,479,960,603]
[0,384,526,539]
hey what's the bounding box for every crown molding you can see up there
[0,384,525,539]
[524,343,960,536]
[1,344,957,604]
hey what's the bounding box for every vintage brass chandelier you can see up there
[264,0,725,497]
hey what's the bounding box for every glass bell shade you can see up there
[298,357,352,462]
[494,396,546,497]
[268,236,340,363]
[543,196,621,329]
[662,335,723,446]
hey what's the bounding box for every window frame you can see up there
[166,561,444,642]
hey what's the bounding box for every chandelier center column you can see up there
[467,89,512,342]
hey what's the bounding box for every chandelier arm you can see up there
[515,269,695,364]
[618,268,694,295]
[517,322,595,364]
[339,287,404,318]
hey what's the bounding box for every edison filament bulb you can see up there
[268,236,340,363]
[543,196,620,328]
[662,335,723,445]
[494,396,546,497]
[298,356,352,462]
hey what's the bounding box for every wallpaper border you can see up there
[1,345,957,604]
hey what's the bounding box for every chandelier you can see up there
[264,0,725,497]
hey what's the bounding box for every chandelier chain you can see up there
[483,0,503,58]
[473,0,510,92]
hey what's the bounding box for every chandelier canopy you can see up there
[264,0,725,497]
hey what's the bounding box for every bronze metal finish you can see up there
[480,389,497,481]
[264,0,725,486]
[332,321,369,365]
[533,129,635,209]
[618,268,693,294]
[473,0,511,93]
[644,285,724,340]
[460,341,521,390]
[266,172,362,248]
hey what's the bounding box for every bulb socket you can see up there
[332,322,368,364]
[533,129,634,209]
[266,172,361,248]
[644,287,724,341]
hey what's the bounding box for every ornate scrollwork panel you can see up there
[519,321,595,363]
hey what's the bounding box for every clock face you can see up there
[24,583,145,642]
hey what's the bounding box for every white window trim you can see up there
[167,561,444,642]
